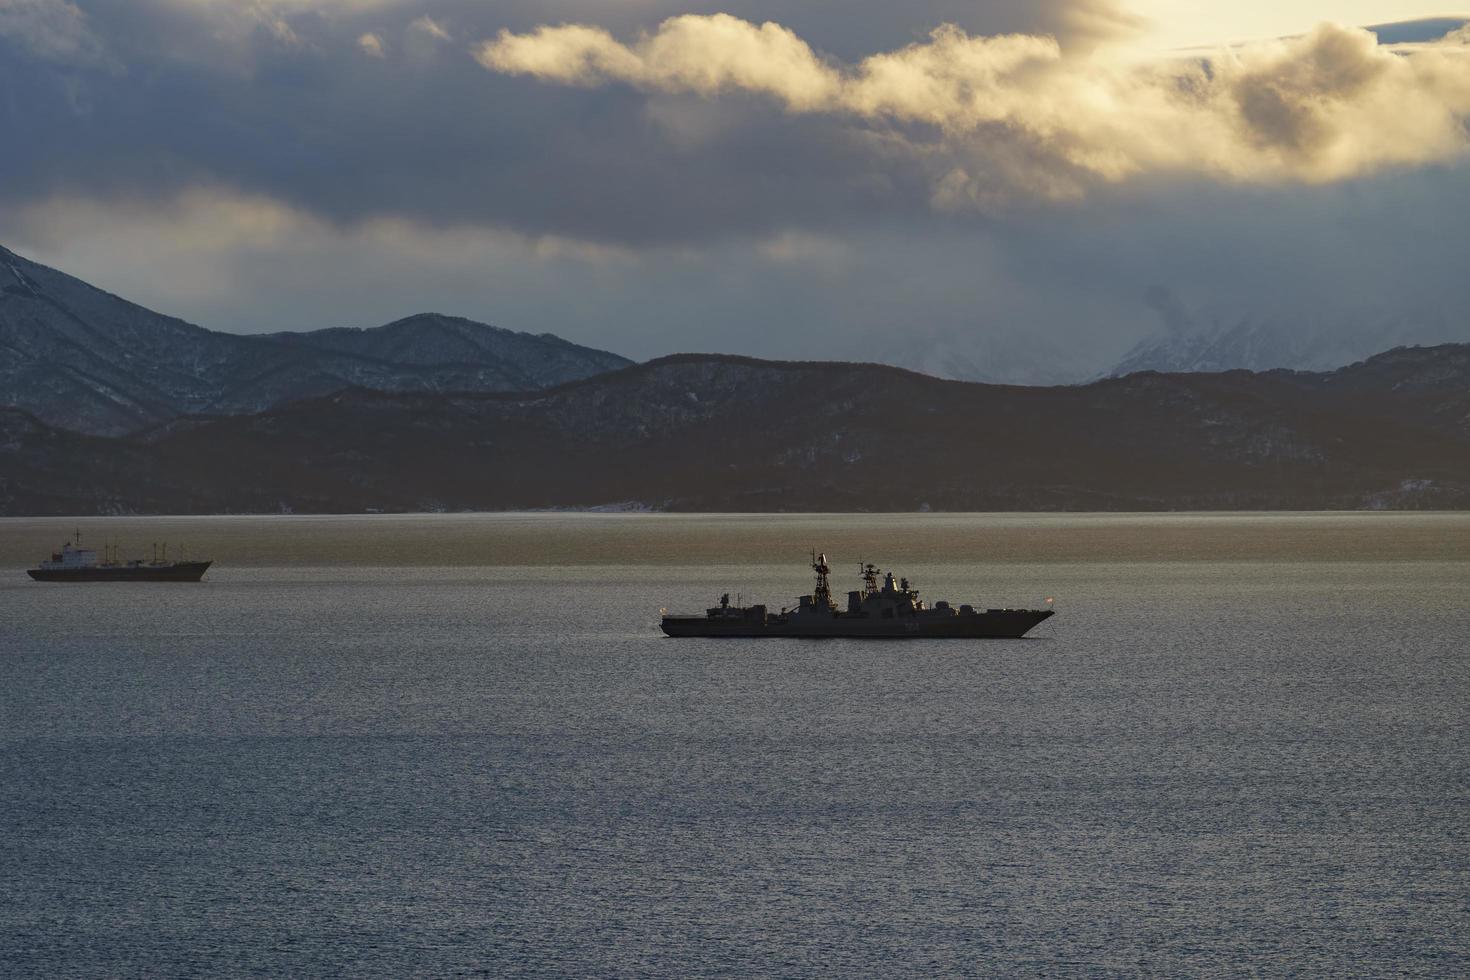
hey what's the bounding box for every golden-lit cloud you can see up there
[480,15,840,109]
[477,15,1470,204]
[356,31,385,57]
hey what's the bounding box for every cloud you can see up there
[480,15,841,109]
[357,31,384,57]
[409,14,450,42]
[478,16,1470,203]
[4,186,640,318]
[0,0,110,66]
[0,0,1163,245]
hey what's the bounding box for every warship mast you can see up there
[811,551,835,611]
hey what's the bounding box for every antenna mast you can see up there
[811,550,833,610]
[861,562,880,597]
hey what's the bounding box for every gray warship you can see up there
[661,553,1054,639]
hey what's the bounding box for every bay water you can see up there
[2,514,1467,975]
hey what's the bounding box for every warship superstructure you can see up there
[661,553,1054,638]
[27,531,211,582]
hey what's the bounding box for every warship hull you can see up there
[662,608,1053,639]
[27,561,212,583]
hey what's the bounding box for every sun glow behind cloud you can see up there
[477,14,1470,208]
[1125,1,1464,50]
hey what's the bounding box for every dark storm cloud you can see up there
[7,1,1466,250]
[0,0,1136,246]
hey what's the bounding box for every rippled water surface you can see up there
[2,514,1468,976]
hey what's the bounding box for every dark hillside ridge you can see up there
[3,345,1468,515]
[0,244,631,436]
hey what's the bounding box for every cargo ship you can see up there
[26,531,211,583]
[661,553,1054,638]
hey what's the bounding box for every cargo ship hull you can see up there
[662,608,1052,639]
[27,561,212,583]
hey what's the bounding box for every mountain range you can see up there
[0,245,630,436]
[3,244,1468,515]
[3,345,1468,515]
[1110,287,1466,378]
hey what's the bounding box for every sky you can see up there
[1,1,1468,381]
